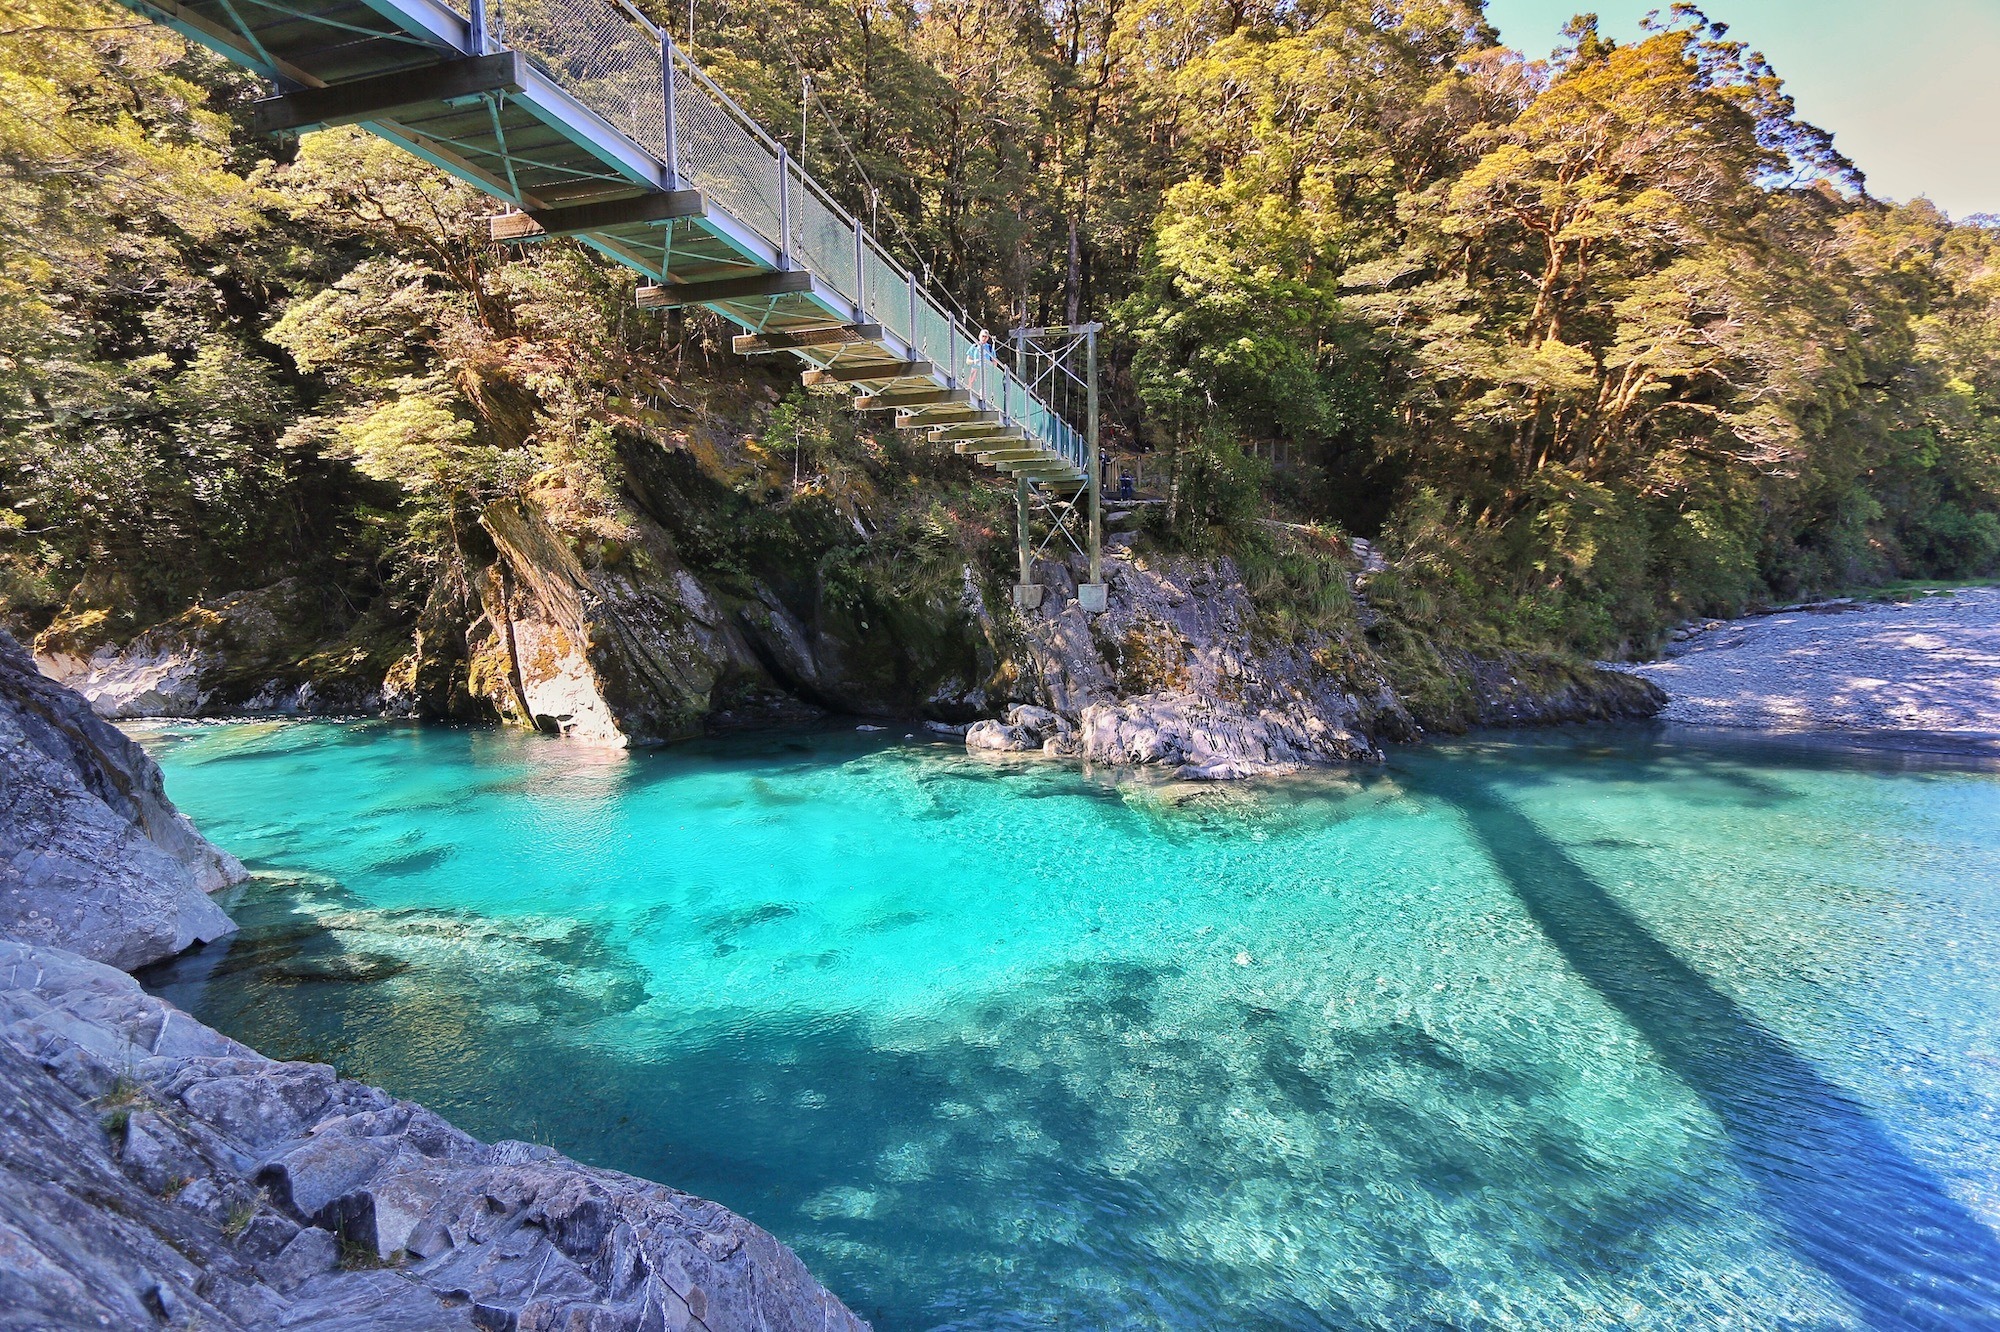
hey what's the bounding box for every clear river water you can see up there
[133,720,2000,1330]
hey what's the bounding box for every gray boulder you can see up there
[0,628,241,969]
[964,719,1039,752]
[966,704,1077,755]
[978,552,1395,778]
[0,935,870,1331]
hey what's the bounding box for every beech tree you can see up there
[5,0,1999,656]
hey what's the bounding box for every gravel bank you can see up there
[1614,587,2000,740]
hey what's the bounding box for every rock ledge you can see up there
[1,628,242,969]
[0,936,869,1331]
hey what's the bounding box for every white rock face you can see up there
[493,613,629,746]
[46,638,219,718]
[1,629,242,969]
[33,579,389,720]
[468,499,774,747]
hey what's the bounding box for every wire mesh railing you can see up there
[483,0,664,160]
[671,60,783,243]
[480,0,1085,475]
[785,157,857,300]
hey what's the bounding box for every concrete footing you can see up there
[1012,584,1044,610]
[1078,583,1108,613]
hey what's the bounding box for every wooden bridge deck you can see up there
[123,0,1091,488]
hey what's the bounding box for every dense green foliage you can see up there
[3,0,1998,660]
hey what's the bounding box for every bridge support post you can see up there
[1012,475,1042,610]
[1078,324,1106,614]
[661,33,680,187]
[853,219,867,323]
[776,147,792,268]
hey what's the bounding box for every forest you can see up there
[4,0,1998,676]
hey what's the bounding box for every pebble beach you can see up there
[1616,586,2000,743]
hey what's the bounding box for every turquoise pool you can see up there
[135,721,2000,1329]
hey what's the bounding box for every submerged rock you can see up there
[0,936,869,1331]
[0,628,241,969]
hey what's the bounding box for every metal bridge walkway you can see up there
[121,0,1102,530]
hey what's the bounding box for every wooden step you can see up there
[638,269,817,308]
[802,360,933,386]
[491,189,705,241]
[855,387,968,411]
[734,323,884,355]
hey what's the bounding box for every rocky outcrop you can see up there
[0,936,868,1331]
[991,544,1413,779]
[1459,652,1667,727]
[462,499,776,745]
[966,537,1667,777]
[1378,638,1669,735]
[0,628,241,969]
[35,580,401,720]
[0,638,868,1329]
[25,459,1654,773]
[453,473,1012,743]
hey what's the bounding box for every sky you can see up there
[1480,0,2000,219]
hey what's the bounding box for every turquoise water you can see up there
[134,721,2000,1330]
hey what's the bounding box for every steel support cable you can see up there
[741,27,1081,456]
[746,19,988,337]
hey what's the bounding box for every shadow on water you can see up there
[145,878,1726,1331]
[1432,770,2000,1330]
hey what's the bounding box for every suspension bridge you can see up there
[119,0,1106,609]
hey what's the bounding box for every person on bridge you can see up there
[967,330,997,369]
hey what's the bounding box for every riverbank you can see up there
[1614,587,2000,747]
[31,534,1666,781]
[0,629,867,1330]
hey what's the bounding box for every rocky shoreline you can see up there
[1613,587,2000,742]
[0,627,868,1330]
[966,545,1402,779]
[32,525,1664,782]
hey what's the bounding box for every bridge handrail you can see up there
[480,0,1085,474]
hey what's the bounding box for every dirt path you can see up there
[1615,587,2000,739]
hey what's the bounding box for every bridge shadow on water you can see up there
[1430,770,2000,1330]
